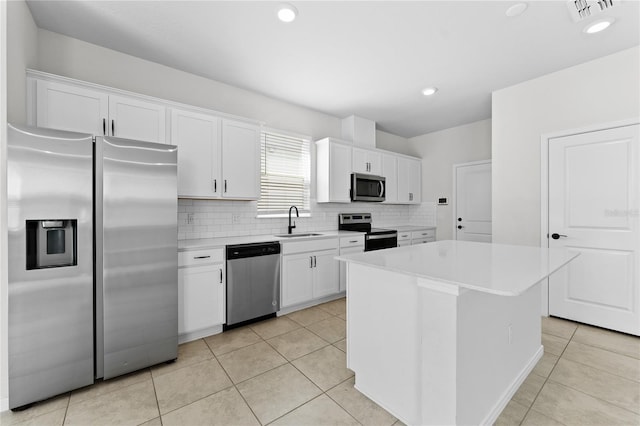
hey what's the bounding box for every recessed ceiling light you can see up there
[422,87,438,96]
[583,18,614,34]
[505,2,528,17]
[277,3,298,23]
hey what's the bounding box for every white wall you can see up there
[376,130,417,156]
[37,29,344,141]
[7,0,37,125]
[2,0,39,411]
[408,119,492,240]
[492,46,640,246]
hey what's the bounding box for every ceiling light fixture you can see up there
[505,2,528,17]
[422,87,438,96]
[583,18,614,34]
[277,3,298,23]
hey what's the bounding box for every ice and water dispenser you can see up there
[26,219,78,269]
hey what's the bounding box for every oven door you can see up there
[351,173,385,202]
[365,234,398,251]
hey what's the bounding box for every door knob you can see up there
[458,218,462,222]
[457,225,463,229]
[551,233,567,240]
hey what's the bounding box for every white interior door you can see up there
[454,161,492,242]
[548,124,639,336]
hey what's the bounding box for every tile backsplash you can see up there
[178,199,436,240]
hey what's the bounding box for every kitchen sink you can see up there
[275,233,324,238]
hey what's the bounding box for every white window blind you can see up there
[258,130,310,215]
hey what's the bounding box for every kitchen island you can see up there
[337,240,578,426]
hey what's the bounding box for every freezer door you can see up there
[7,124,94,409]
[98,136,178,379]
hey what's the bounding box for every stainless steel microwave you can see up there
[351,173,385,202]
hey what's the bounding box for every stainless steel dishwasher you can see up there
[226,241,281,328]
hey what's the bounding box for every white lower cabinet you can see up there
[178,248,225,343]
[282,249,339,307]
[281,253,314,307]
[339,235,365,291]
[281,238,339,308]
[411,229,436,244]
[313,251,340,298]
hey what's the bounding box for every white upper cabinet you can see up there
[34,79,166,143]
[316,138,352,203]
[36,80,108,135]
[171,109,221,198]
[397,156,421,204]
[221,119,261,200]
[29,71,263,201]
[381,153,398,204]
[108,95,166,143]
[352,147,382,175]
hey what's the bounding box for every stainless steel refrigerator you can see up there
[7,124,178,409]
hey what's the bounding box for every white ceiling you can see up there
[26,1,640,138]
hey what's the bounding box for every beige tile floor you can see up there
[2,298,639,426]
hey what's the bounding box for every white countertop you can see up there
[336,240,579,296]
[392,225,436,232]
[179,230,363,250]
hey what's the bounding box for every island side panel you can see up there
[455,283,543,425]
[346,262,422,425]
[417,280,460,426]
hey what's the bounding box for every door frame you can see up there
[539,117,639,316]
[452,159,492,240]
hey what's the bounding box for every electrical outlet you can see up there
[232,214,241,224]
[187,213,195,224]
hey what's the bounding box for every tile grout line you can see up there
[518,322,578,425]
[148,367,163,426]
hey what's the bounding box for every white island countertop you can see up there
[337,240,578,296]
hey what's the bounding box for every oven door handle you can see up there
[367,234,397,241]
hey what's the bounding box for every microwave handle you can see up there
[379,180,385,197]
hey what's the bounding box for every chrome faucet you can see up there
[288,206,299,234]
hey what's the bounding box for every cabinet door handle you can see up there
[224,180,227,193]
[102,118,106,135]
[313,256,317,268]
[194,255,210,259]
[219,269,223,284]
[213,179,217,192]
[111,119,115,136]
[310,256,313,268]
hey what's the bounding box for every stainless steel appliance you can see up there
[7,124,178,409]
[226,242,281,328]
[351,173,385,202]
[338,213,397,251]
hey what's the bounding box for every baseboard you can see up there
[178,324,223,344]
[481,345,544,425]
[277,292,346,316]
[1,396,8,413]
[353,382,413,426]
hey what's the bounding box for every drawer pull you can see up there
[349,240,358,243]
[194,255,211,259]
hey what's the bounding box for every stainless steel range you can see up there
[338,213,397,251]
